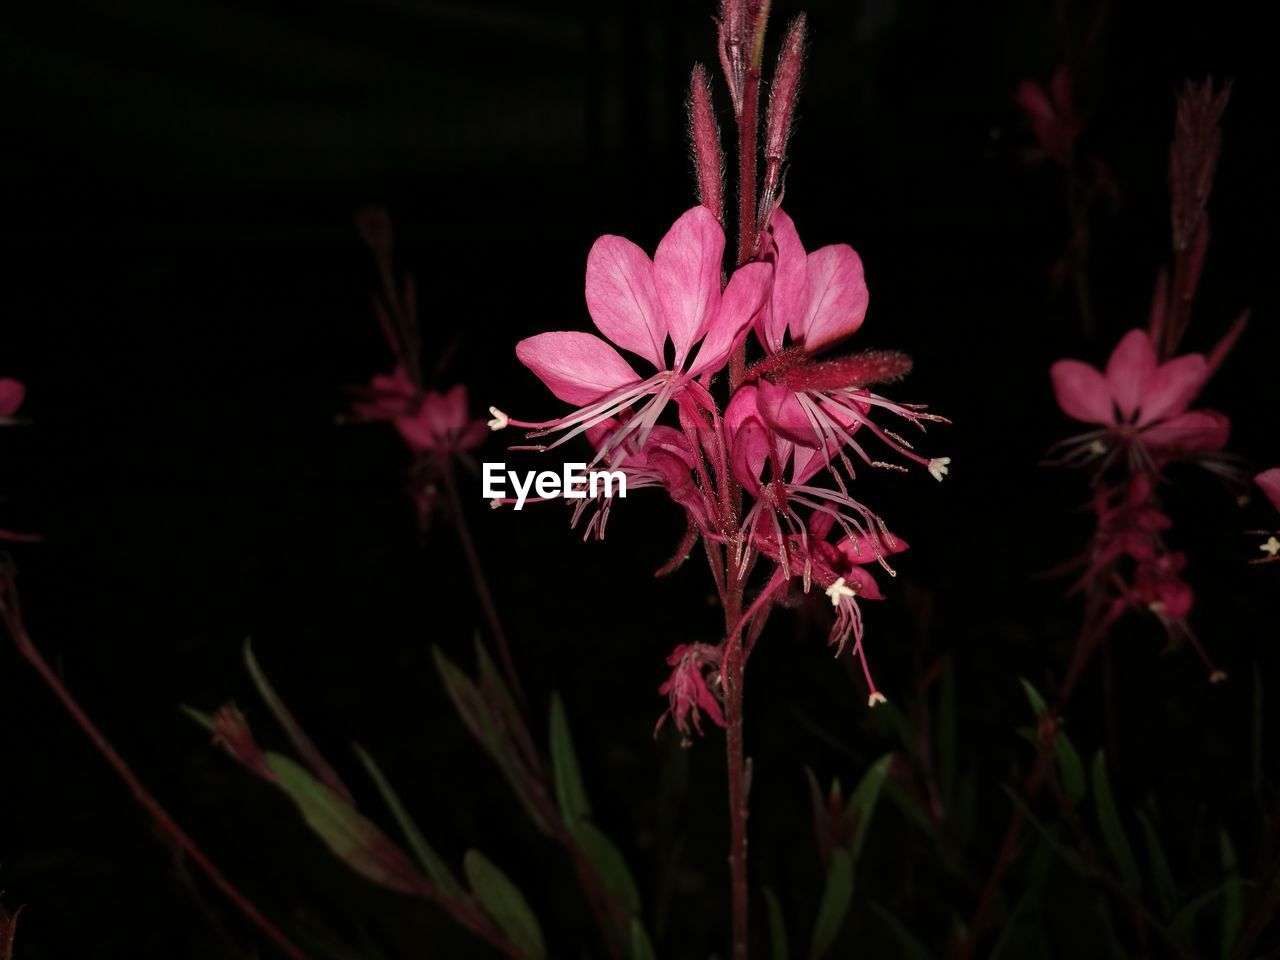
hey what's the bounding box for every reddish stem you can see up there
[0,589,308,960]
[959,606,1111,959]
[442,461,526,707]
[723,552,750,960]
[441,463,627,959]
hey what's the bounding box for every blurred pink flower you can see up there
[354,368,487,456]
[1256,469,1280,513]
[1050,328,1228,465]
[0,378,25,420]
[1015,67,1082,165]
[656,642,725,741]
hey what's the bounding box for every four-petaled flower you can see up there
[499,206,770,462]
[1050,328,1228,468]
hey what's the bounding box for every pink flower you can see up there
[0,379,24,420]
[1050,328,1228,465]
[497,206,770,463]
[1014,67,1082,165]
[656,643,726,741]
[354,368,487,456]
[743,210,949,481]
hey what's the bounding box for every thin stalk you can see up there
[723,552,749,960]
[440,461,626,959]
[441,460,525,707]
[0,589,308,960]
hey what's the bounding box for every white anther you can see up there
[825,577,856,606]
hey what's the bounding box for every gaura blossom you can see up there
[742,210,950,483]
[656,642,725,742]
[353,367,488,457]
[1014,67,1082,165]
[1050,328,1228,468]
[494,206,771,463]
[726,385,885,578]
[756,509,906,706]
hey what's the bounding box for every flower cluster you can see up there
[1049,323,1236,676]
[492,205,948,734]
[1046,78,1244,680]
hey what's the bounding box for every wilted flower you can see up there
[656,642,725,742]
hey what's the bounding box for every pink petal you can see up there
[840,531,909,566]
[1105,329,1156,422]
[1138,353,1207,425]
[758,208,807,354]
[840,566,885,601]
[1049,359,1112,424]
[757,379,816,445]
[687,261,771,377]
[394,411,437,452]
[1140,410,1228,454]
[1254,468,1280,513]
[794,244,869,354]
[515,331,641,406]
[726,388,769,493]
[654,206,725,366]
[0,378,25,417]
[790,442,829,486]
[585,235,665,368]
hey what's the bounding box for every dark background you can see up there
[2,0,1278,957]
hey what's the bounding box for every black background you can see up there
[2,0,1278,957]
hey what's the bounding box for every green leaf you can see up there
[246,640,352,802]
[1136,810,1178,920]
[432,647,553,835]
[629,918,657,960]
[1055,729,1087,806]
[1220,829,1242,959]
[181,704,215,731]
[809,848,853,959]
[549,692,592,823]
[846,754,893,863]
[265,753,425,894]
[868,902,932,960]
[1001,785,1089,877]
[569,818,641,914]
[464,849,546,960]
[351,743,464,900]
[989,887,1043,960]
[763,885,789,960]
[1020,677,1049,717]
[1091,752,1141,893]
